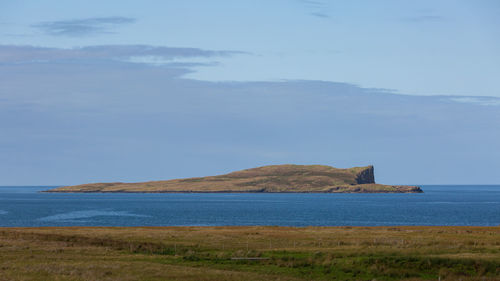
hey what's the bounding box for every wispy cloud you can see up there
[0,44,245,65]
[300,0,330,19]
[32,17,136,36]
[448,96,500,106]
[310,12,329,19]
[300,0,323,7]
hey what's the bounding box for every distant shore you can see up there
[43,189,423,193]
[45,164,423,193]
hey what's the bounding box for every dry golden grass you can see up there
[0,226,498,280]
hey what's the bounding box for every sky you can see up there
[1,0,499,185]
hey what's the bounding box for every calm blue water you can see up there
[0,185,499,227]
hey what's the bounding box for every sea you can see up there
[0,185,499,227]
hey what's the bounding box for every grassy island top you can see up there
[46,164,422,193]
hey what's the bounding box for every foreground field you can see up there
[0,226,498,280]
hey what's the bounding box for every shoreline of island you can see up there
[43,189,423,193]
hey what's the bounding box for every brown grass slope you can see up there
[0,226,498,280]
[46,164,422,193]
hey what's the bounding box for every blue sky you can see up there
[1,0,499,185]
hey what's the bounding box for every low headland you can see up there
[45,164,422,193]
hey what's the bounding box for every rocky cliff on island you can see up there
[45,164,422,193]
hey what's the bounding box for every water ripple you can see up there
[38,209,149,221]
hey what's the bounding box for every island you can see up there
[45,164,422,193]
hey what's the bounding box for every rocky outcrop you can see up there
[355,165,375,184]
